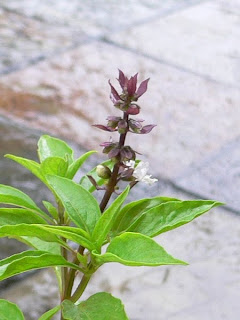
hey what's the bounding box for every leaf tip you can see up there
[212,201,225,208]
[4,154,12,159]
[217,201,225,206]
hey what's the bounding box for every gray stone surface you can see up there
[175,136,240,212]
[0,8,87,74]
[108,0,240,86]
[1,0,202,37]
[0,116,52,206]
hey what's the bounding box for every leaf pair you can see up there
[37,135,97,180]
[46,174,223,268]
[45,176,186,267]
[95,198,222,267]
[46,176,129,250]
[5,135,96,200]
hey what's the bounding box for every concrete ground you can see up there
[0,1,239,319]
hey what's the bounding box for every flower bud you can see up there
[118,120,128,134]
[126,104,140,115]
[96,165,112,179]
[120,146,136,161]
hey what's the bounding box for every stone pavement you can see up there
[0,0,239,319]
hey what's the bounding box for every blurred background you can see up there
[0,0,239,319]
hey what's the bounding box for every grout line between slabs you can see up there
[109,0,214,33]
[0,36,96,76]
[0,0,218,80]
[99,39,240,90]
[0,0,213,31]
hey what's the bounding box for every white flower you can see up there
[125,160,135,169]
[125,160,158,185]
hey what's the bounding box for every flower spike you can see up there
[94,70,156,190]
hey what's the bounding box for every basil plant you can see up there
[0,71,222,319]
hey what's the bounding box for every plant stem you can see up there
[64,246,84,299]
[70,271,93,303]
[57,201,68,301]
[99,163,119,212]
[100,112,129,212]
[61,112,130,315]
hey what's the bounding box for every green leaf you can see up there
[5,154,47,185]
[0,250,80,281]
[66,150,97,179]
[21,237,61,254]
[77,252,88,266]
[42,201,58,220]
[126,200,223,237]
[62,293,128,320]
[0,208,46,226]
[0,224,61,244]
[80,159,114,192]
[47,176,101,234]
[0,184,44,214]
[38,305,60,320]
[0,215,60,254]
[38,135,73,164]
[92,187,130,249]
[0,299,25,320]
[93,232,187,267]
[112,196,180,235]
[41,157,68,177]
[42,226,95,251]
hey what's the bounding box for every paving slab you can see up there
[108,0,240,86]
[0,8,88,74]
[0,116,52,205]
[0,0,203,37]
[0,42,239,184]
[175,136,240,212]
